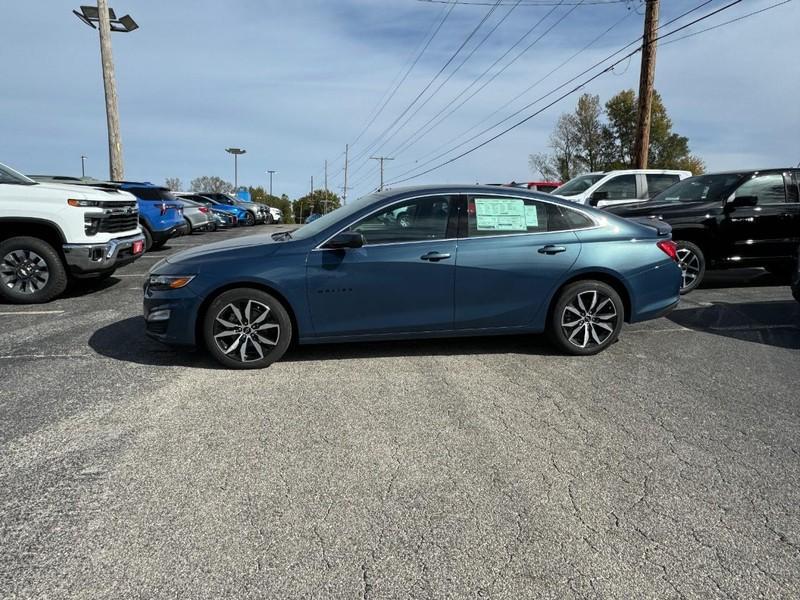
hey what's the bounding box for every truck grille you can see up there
[97,212,139,233]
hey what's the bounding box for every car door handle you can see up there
[538,245,567,255]
[420,252,451,262]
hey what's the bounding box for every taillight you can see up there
[199,207,209,213]
[657,240,678,261]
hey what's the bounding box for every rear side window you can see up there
[467,196,576,236]
[559,206,595,229]
[734,174,786,205]
[786,173,799,203]
[646,174,680,197]
[595,174,637,200]
[127,187,176,201]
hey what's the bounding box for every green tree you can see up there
[189,176,233,193]
[293,189,341,223]
[603,89,638,168]
[528,113,582,181]
[573,93,606,172]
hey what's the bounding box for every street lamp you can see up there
[73,2,138,181]
[266,170,276,196]
[226,148,246,189]
[81,155,87,178]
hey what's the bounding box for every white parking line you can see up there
[0,310,65,316]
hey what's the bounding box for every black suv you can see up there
[607,169,800,293]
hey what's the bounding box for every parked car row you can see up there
[0,161,285,303]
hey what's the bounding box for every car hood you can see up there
[34,181,136,202]
[164,234,279,266]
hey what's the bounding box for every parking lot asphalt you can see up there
[1,224,798,599]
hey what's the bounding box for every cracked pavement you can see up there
[1,226,799,598]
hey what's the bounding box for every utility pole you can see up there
[370,156,394,192]
[324,160,328,192]
[226,148,246,189]
[266,170,276,196]
[633,0,660,169]
[342,143,350,205]
[81,155,87,178]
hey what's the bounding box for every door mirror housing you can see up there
[325,231,365,249]
[589,191,608,206]
[728,195,758,208]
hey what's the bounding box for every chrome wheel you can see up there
[212,299,280,363]
[676,247,701,291]
[1,249,50,294]
[560,290,618,349]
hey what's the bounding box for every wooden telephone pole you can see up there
[633,0,660,170]
[97,0,124,180]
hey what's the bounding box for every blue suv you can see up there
[118,182,188,250]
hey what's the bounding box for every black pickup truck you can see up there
[606,169,800,293]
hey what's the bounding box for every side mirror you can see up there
[589,191,608,206]
[325,231,365,250]
[728,195,757,208]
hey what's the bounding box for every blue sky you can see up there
[1,0,798,200]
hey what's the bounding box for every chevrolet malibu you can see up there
[144,185,682,369]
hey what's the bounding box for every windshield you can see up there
[651,173,747,204]
[552,174,605,196]
[0,162,36,185]
[291,192,383,241]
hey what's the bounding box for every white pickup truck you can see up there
[0,162,145,304]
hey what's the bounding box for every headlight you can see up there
[68,198,101,207]
[147,274,195,290]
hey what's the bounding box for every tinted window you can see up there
[350,196,452,245]
[646,174,680,197]
[789,174,800,203]
[596,174,637,200]
[552,174,604,197]
[734,174,786,204]
[653,174,746,203]
[127,187,176,201]
[560,205,595,229]
[467,196,573,236]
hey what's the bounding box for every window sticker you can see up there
[525,205,538,228]
[474,198,526,231]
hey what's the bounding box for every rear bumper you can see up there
[151,221,190,243]
[63,232,145,276]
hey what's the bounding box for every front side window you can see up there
[646,174,680,197]
[733,174,786,204]
[467,196,577,236]
[595,174,637,200]
[652,174,746,204]
[350,196,452,245]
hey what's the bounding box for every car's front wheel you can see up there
[548,280,623,356]
[675,241,705,294]
[0,237,68,304]
[203,288,292,369]
[244,212,256,226]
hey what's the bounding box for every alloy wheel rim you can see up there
[212,299,280,362]
[561,290,618,349]
[0,250,50,294]
[675,248,700,290]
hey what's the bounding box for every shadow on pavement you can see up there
[89,316,556,367]
[699,267,790,290]
[668,300,800,350]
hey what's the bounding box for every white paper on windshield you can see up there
[474,198,526,231]
[525,205,538,228]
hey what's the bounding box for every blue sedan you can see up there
[144,185,681,368]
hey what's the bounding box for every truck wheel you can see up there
[0,237,68,304]
[143,228,154,251]
[675,241,705,294]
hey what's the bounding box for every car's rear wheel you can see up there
[244,212,256,226]
[203,288,292,369]
[0,237,68,304]
[548,280,623,356]
[675,241,705,294]
[184,217,194,234]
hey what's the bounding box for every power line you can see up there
[347,0,505,174]
[388,0,591,160]
[416,0,633,5]
[386,0,751,186]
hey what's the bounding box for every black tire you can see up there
[184,217,194,235]
[0,236,68,304]
[265,213,274,225]
[142,227,154,252]
[203,288,292,369]
[151,240,167,250]
[207,221,217,232]
[547,280,624,356]
[244,211,256,226]
[675,241,705,294]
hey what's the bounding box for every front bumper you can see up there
[63,232,146,276]
[143,285,201,346]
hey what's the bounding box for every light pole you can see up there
[226,148,246,189]
[266,170,276,196]
[73,3,138,181]
[81,155,87,178]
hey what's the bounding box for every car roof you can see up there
[697,168,798,176]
